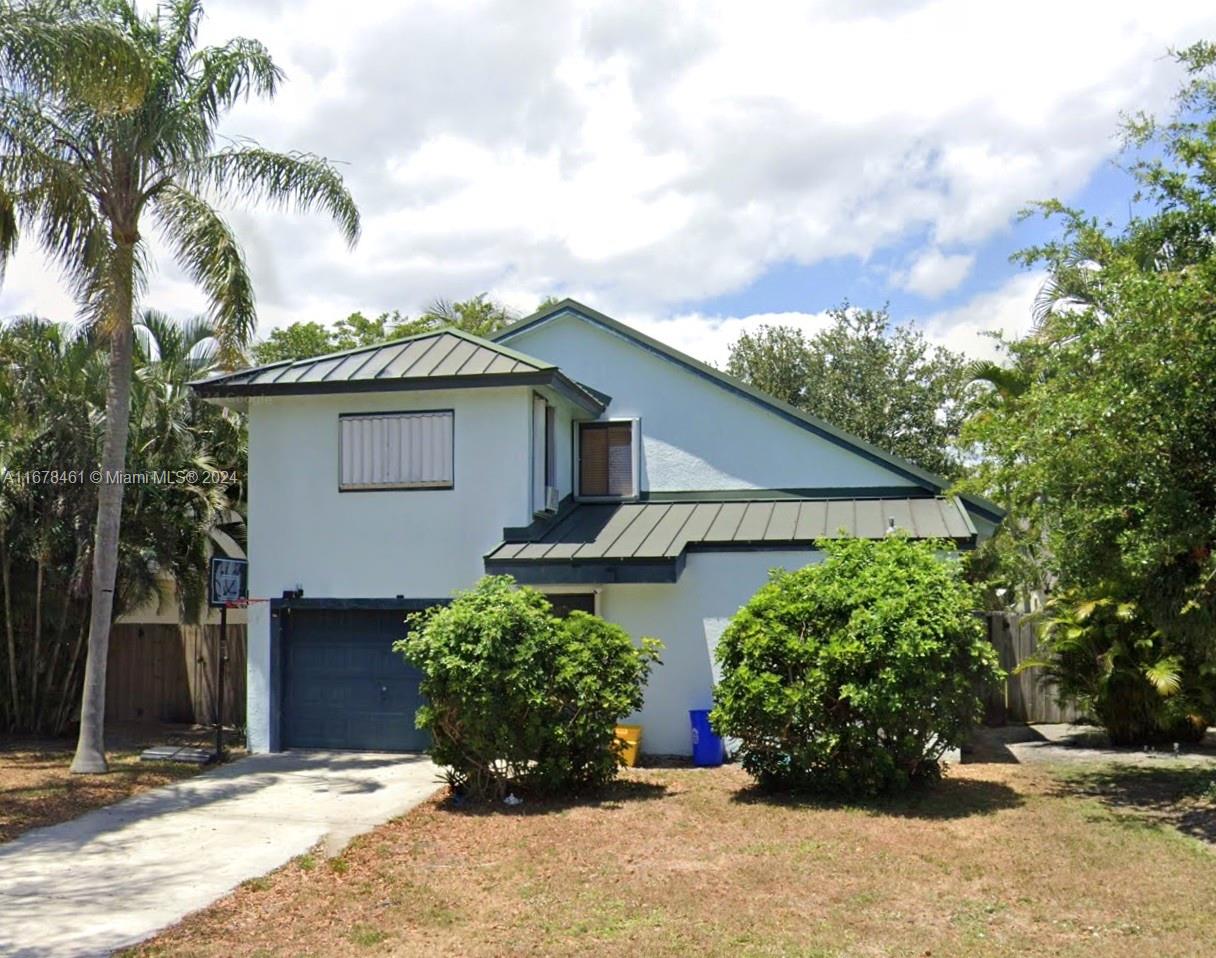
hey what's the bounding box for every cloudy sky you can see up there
[3,0,1215,365]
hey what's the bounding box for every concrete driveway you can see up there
[0,751,440,958]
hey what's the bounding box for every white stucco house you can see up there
[192,299,1001,756]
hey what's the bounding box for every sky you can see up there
[2,0,1215,366]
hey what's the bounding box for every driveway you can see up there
[0,751,440,958]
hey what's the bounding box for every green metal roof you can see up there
[191,327,606,414]
[484,496,977,584]
[494,299,1005,524]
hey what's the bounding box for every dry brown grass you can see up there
[121,760,1216,958]
[0,744,201,843]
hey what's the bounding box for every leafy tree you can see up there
[249,297,517,365]
[711,536,999,796]
[411,293,517,338]
[249,321,335,364]
[727,305,971,478]
[398,576,661,799]
[331,309,410,350]
[0,0,358,771]
[959,43,1216,740]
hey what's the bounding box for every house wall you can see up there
[599,548,821,756]
[244,385,535,752]
[501,311,922,493]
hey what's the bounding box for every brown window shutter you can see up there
[579,422,633,497]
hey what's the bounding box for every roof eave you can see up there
[190,368,606,415]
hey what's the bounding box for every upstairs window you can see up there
[339,410,454,491]
[578,420,636,498]
[532,396,557,513]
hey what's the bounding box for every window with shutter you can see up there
[339,410,454,490]
[578,421,635,498]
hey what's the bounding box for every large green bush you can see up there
[711,535,1001,796]
[396,576,661,799]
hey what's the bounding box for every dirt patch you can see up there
[0,743,202,843]
[124,761,1216,958]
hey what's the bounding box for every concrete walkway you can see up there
[0,751,440,958]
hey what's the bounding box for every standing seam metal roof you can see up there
[190,327,607,413]
[485,497,977,566]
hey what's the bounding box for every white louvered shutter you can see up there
[340,411,454,489]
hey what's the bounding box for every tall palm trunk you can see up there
[71,245,136,774]
[0,525,17,729]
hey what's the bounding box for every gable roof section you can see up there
[485,495,978,584]
[495,299,1003,523]
[191,327,606,414]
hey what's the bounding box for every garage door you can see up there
[282,608,429,751]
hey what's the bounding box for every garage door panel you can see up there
[282,608,429,751]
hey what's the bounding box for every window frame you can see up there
[337,408,456,493]
[531,393,558,516]
[573,417,640,502]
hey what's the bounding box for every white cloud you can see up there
[0,0,1212,350]
[626,310,835,369]
[918,272,1045,359]
[897,248,976,298]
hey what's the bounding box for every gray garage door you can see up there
[282,608,429,751]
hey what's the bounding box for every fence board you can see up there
[984,612,1080,725]
[106,623,246,727]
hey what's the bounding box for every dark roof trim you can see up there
[637,486,934,503]
[495,299,952,493]
[484,557,683,584]
[193,367,605,415]
[270,596,450,612]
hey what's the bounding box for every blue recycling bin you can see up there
[689,709,724,767]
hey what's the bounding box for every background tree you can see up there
[0,311,243,734]
[249,320,334,365]
[727,305,971,478]
[0,0,359,771]
[247,295,517,364]
[959,42,1216,741]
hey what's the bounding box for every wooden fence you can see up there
[982,611,1080,725]
[105,622,246,727]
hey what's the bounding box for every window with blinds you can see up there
[339,411,454,490]
[578,421,634,498]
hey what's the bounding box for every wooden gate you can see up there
[983,612,1080,725]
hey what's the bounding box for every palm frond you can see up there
[187,36,281,123]
[186,145,360,245]
[1144,656,1182,697]
[0,1,148,111]
[152,184,254,361]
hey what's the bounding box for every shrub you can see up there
[1025,588,1210,746]
[397,576,661,799]
[710,535,1001,797]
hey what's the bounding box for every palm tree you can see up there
[0,1,359,772]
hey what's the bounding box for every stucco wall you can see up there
[244,385,534,752]
[502,312,920,493]
[599,549,821,756]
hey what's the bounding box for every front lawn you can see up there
[0,744,201,843]
[127,761,1216,958]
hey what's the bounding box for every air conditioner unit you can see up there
[545,486,559,512]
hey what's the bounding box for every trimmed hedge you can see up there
[711,535,1001,796]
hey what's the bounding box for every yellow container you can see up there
[615,724,643,767]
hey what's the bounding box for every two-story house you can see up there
[193,299,999,756]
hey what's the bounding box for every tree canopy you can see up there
[250,295,520,364]
[958,42,1216,739]
[726,305,971,478]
